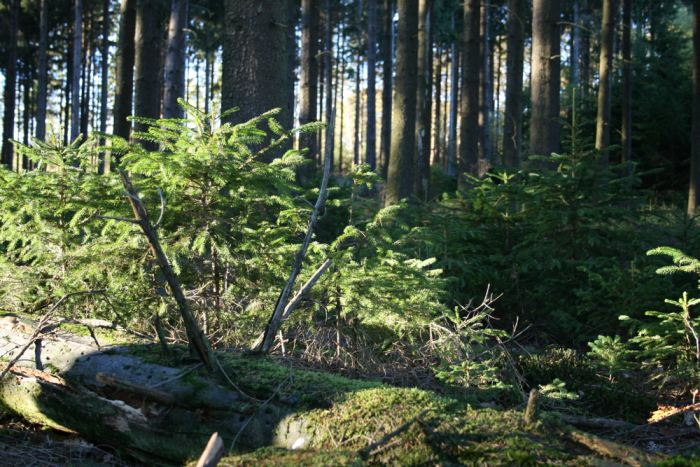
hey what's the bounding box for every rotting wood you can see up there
[567,429,662,467]
[524,389,538,424]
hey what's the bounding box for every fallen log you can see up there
[0,315,291,463]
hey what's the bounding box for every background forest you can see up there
[1,0,700,464]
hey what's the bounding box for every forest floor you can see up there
[2,341,699,466]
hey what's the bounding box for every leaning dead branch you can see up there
[106,170,216,372]
[256,111,335,353]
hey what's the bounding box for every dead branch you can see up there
[115,170,215,372]
[257,111,335,353]
[196,433,224,467]
[567,429,662,466]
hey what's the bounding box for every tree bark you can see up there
[460,0,481,177]
[529,0,560,159]
[595,0,616,163]
[299,0,320,165]
[323,0,334,165]
[689,0,700,215]
[99,0,110,174]
[366,0,378,171]
[71,0,83,142]
[163,0,189,119]
[415,0,432,197]
[36,0,49,143]
[385,0,418,205]
[134,0,164,149]
[1,0,18,168]
[222,0,290,162]
[380,0,394,178]
[478,1,492,166]
[621,0,632,173]
[433,47,443,168]
[447,13,458,177]
[503,0,524,168]
[570,1,581,95]
[113,0,136,143]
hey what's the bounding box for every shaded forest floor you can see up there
[2,337,699,466]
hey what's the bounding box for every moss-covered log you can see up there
[1,316,670,465]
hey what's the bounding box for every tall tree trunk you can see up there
[113,0,136,143]
[36,0,49,143]
[595,0,616,163]
[354,51,362,165]
[570,0,581,94]
[80,11,92,139]
[299,0,320,164]
[99,0,110,174]
[478,1,492,166]
[460,0,480,177]
[580,0,591,105]
[287,1,299,133]
[415,0,432,197]
[447,13,459,176]
[222,0,290,162]
[529,0,560,159]
[433,46,442,168]
[621,0,632,171]
[71,0,83,142]
[503,0,524,168]
[64,27,72,146]
[1,0,18,168]
[380,0,393,178]
[688,0,700,215]
[134,0,164,149]
[366,0,378,171]
[163,0,189,118]
[324,0,334,165]
[385,0,418,205]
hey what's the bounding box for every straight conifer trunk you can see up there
[324,0,334,163]
[380,0,393,177]
[71,0,83,142]
[1,0,18,168]
[529,0,560,159]
[621,0,632,171]
[163,0,189,119]
[366,0,378,171]
[460,0,481,176]
[385,0,418,205]
[688,1,700,215]
[433,48,442,168]
[134,0,164,146]
[478,1,492,165]
[36,0,49,143]
[113,0,136,142]
[447,13,458,176]
[503,0,524,168]
[595,0,616,163]
[570,1,581,94]
[415,0,432,196]
[100,0,110,136]
[221,0,290,162]
[299,0,319,163]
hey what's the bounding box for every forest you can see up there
[0,0,699,464]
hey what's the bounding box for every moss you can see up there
[210,448,361,466]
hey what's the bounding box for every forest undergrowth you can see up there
[1,106,699,463]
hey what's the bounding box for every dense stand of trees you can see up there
[0,0,698,207]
